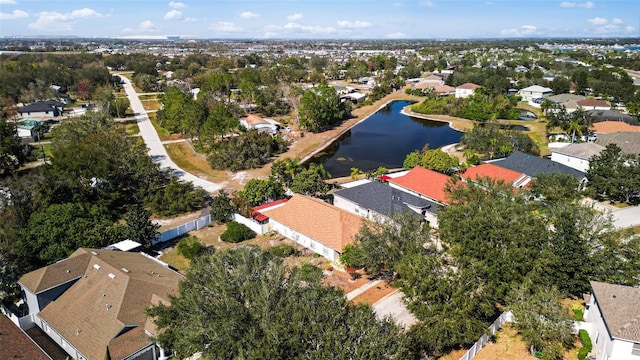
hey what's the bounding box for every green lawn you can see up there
[149,113,171,141]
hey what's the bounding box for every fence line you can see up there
[153,214,212,245]
[458,311,513,360]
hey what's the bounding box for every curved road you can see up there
[117,74,223,193]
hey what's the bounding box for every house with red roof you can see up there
[461,163,532,188]
[260,195,363,262]
[577,98,610,111]
[455,83,481,98]
[387,166,455,205]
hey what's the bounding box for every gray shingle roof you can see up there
[590,281,640,343]
[595,132,640,156]
[18,100,63,114]
[491,151,585,179]
[334,181,439,218]
[551,142,606,160]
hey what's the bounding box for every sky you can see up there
[0,0,638,40]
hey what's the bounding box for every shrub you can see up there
[220,221,256,243]
[177,236,205,259]
[578,329,592,360]
[573,306,584,321]
[268,244,296,258]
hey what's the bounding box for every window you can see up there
[632,343,640,356]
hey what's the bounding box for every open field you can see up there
[164,142,229,183]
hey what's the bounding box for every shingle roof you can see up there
[590,281,640,343]
[577,98,610,108]
[21,248,183,360]
[461,163,528,185]
[456,83,481,90]
[491,151,585,179]
[551,142,606,160]
[261,194,363,253]
[334,181,440,218]
[595,132,640,156]
[592,121,640,134]
[589,110,638,125]
[0,315,51,360]
[18,100,63,113]
[547,93,586,103]
[519,85,552,93]
[387,166,454,204]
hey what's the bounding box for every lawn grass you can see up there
[139,94,159,101]
[165,141,227,182]
[149,113,171,141]
[158,247,191,273]
[30,143,53,160]
[124,122,139,135]
[140,99,162,111]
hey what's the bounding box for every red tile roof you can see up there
[577,98,610,108]
[591,121,640,134]
[456,83,481,90]
[387,166,453,204]
[461,163,525,184]
[261,195,363,253]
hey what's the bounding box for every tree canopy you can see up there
[298,82,351,132]
[148,246,409,359]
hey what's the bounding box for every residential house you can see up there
[514,65,529,73]
[340,92,367,104]
[461,163,532,188]
[261,194,363,262]
[387,166,454,205]
[18,101,64,119]
[18,248,183,360]
[0,315,51,360]
[518,85,553,102]
[592,121,640,134]
[595,132,640,156]
[455,83,481,98]
[490,151,586,181]
[15,118,42,138]
[589,111,639,127]
[239,114,280,134]
[578,98,611,111]
[333,180,440,227]
[546,93,586,113]
[414,83,455,97]
[550,142,606,172]
[584,281,640,360]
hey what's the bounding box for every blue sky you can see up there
[0,0,638,39]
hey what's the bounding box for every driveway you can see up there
[371,290,417,329]
[117,75,223,193]
[611,205,640,229]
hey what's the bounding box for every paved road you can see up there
[611,205,640,229]
[372,290,417,329]
[117,74,223,193]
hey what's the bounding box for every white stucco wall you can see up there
[586,295,614,360]
[266,219,340,262]
[550,152,590,172]
[455,88,474,98]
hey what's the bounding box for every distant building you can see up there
[18,101,64,119]
[455,83,481,98]
[550,142,606,172]
[518,85,553,102]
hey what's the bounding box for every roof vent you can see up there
[106,304,111,310]
[121,267,130,273]
[108,273,116,279]
[93,264,101,270]
[76,328,81,336]
[91,251,98,255]
[66,269,71,273]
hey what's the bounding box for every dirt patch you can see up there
[322,267,370,294]
[352,281,397,305]
[153,210,204,231]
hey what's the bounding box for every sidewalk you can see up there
[345,279,383,300]
[117,74,223,193]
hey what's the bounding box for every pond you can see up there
[310,100,462,177]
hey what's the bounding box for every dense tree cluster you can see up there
[346,177,639,357]
[0,119,26,176]
[587,143,640,205]
[403,146,461,175]
[298,82,352,132]
[411,91,519,122]
[0,112,207,302]
[148,246,409,359]
[460,122,537,160]
[207,130,289,171]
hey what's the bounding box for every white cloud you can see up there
[184,17,197,22]
[392,2,403,7]
[337,20,371,28]
[283,22,336,34]
[169,1,186,9]
[0,9,27,20]
[287,13,303,21]
[421,1,437,7]
[29,8,104,31]
[139,20,157,31]
[0,0,17,4]
[209,21,243,33]
[164,9,182,20]
[500,25,539,37]
[587,17,607,25]
[240,11,259,19]
[386,32,406,39]
[559,1,594,8]
[612,18,624,24]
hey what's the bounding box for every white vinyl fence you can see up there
[153,214,212,245]
[458,311,513,360]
